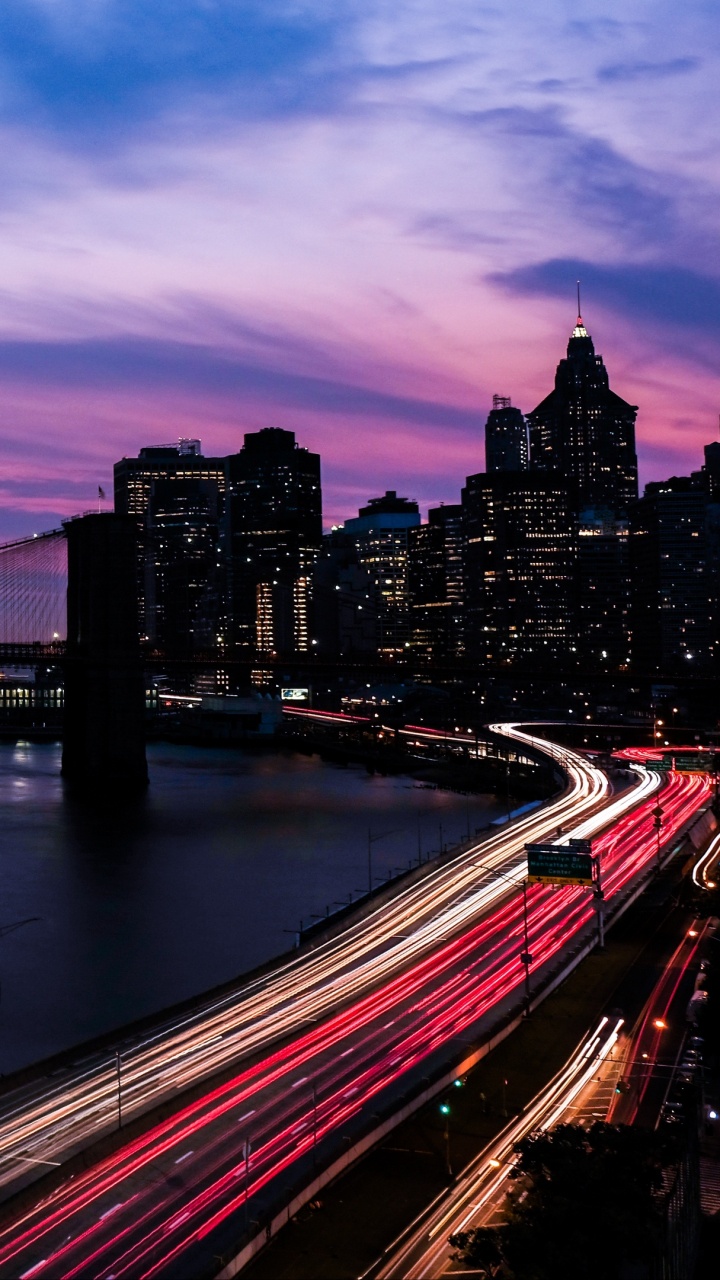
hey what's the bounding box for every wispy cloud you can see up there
[490,258,720,341]
[598,57,700,83]
[0,1,342,148]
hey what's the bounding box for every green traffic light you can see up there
[439,1102,451,1115]
[453,1078,464,1087]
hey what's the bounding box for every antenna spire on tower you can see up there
[577,278,582,320]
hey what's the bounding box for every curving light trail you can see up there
[0,728,614,1191]
[372,1015,624,1280]
[0,737,709,1280]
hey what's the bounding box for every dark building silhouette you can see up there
[224,428,322,654]
[62,513,147,789]
[408,504,464,661]
[310,533,379,657]
[114,440,225,643]
[527,314,638,513]
[485,395,528,472]
[577,509,630,668]
[144,479,221,656]
[462,471,576,665]
[342,491,420,656]
[629,478,710,672]
[699,440,720,498]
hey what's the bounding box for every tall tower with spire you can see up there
[526,309,638,514]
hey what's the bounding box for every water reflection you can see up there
[0,742,501,1072]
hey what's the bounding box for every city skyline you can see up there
[0,2,718,538]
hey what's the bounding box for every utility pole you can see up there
[473,859,533,1015]
[244,1136,251,1227]
[652,804,664,871]
[439,1102,452,1176]
[593,857,605,950]
[115,1050,122,1130]
[519,879,533,1017]
[312,1081,318,1167]
[368,827,401,892]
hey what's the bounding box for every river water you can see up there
[0,742,503,1074]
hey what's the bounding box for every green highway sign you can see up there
[526,842,594,886]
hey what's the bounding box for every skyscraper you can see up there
[462,471,576,665]
[310,533,380,657]
[577,508,630,668]
[527,313,638,513]
[144,478,221,656]
[408,504,464,661]
[114,439,225,642]
[629,478,711,672]
[485,396,528,472]
[342,491,420,656]
[223,428,322,654]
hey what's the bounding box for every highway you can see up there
[369,1014,625,1280]
[0,730,710,1279]
[376,914,714,1280]
[0,725,615,1196]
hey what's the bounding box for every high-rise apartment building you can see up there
[223,428,322,654]
[527,314,638,513]
[114,440,225,642]
[144,479,221,656]
[462,471,576,664]
[629,478,711,672]
[310,533,380,657]
[342,491,420,656]
[577,508,630,668]
[485,396,528,472]
[408,504,464,662]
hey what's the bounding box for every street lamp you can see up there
[439,1101,452,1176]
[367,826,401,893]
[651,804,664,870]
[473,860,532,1017]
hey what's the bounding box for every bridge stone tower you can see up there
[62,513,148,790]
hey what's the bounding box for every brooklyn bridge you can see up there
[0,513,147,789]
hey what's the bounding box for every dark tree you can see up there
[450,1122,674,1280]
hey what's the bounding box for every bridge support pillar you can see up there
[62,513,148,790]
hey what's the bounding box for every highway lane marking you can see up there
[165,1211,190,1231]
[10,1156,62,1167]
[340,1048,354,1057]
[20,1263,46,1279]
[343,1087,359,1097]
[99,1203,123,1221]
[236,1110,256,1123]
[174,1150,194,1164]
[291,1077,309,1088]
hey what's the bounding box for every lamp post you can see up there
[244,1136,251,1228]
[367,827,401,892]
[593,856,605,950]
[473,860,532,1018]
[439,1101,452,1177]
[651,804,664,871]
[312,1081,318,1167]
[115,1050,122,1130]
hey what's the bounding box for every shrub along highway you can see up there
[0,726,710,1279]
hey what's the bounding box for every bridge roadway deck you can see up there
[0,727,605,1199]
[0,728,709,1280]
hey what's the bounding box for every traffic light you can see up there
[615,1079,630,1095]
[453,1076,466,1088]
[439,1102,451,1115]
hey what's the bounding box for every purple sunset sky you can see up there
[0,1,718,538]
